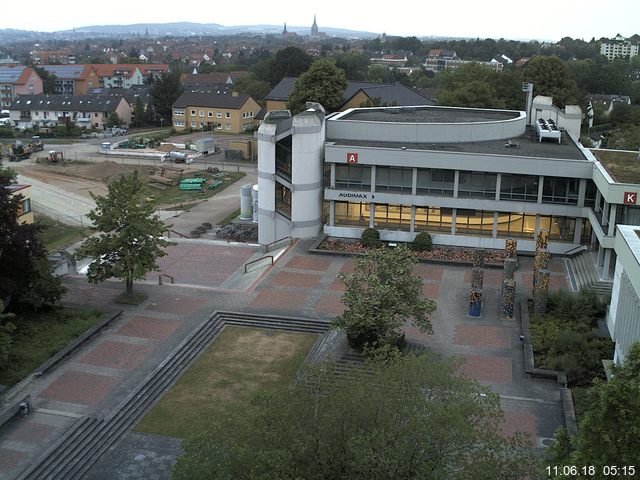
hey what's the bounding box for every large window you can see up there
[334,202,370,227]
[500,174,539,202]
[584,180,597,207]
[275,136,292,181]
[375,167,413,193]
[539,215,576,242]
[496,212,536,238]
[542,177,579,205]
[373,204,411,231]
[455,209,494,236]
[414,206,453,233]
[335,164,371,190]
[416,169,454,196]
[275,182,291,219]
[457,171,497,199]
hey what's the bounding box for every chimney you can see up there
[232,91,239,97]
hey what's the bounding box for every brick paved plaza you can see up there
[0,238,570,478]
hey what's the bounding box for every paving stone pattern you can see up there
[0,239,571,479]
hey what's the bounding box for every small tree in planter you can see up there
[360,227,382,248]
[332,245,437,352]
[412,231,433,252]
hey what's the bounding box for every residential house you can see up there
[0,66,43,109]
[588,94,632,116]
[8,94,132,130]
[31,48,75,64]
[39,65,100,95]
[7,184,33,224]
[370,54,409,68]
[89,64,168,89]
[172,91,260,133]
[261,77,435,116]
[424,50,501,72]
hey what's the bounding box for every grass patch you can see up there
[148,171,245,209]
[219,208,241,226]
[134,326,317,439]
[114,292,148,305]
[0,307,103,387]
[35,213,87,252]
[591,149,640,184]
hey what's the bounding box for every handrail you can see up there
[263,236,292,253]
[166,229,190,239]
[244,255,274,273]
[563,245,587,257]
[158,274,175,285]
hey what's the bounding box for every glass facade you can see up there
[375,167,413,193]
[414,207,453,233]
[457,171,497,199]
[584,180,597,207]
[335,164,371,190]
[539,215,576,242]
[416,169,454,196]
[335,201,370,227]
[373,204,411,231]
[275,136,292,182]
[542,177,579,205]
[500,174,539,202]
[495,212,537,239]
[275,182,291,218]
[455,209,494,236]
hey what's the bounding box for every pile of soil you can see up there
[215,223,258,242]
[155,144,182,153]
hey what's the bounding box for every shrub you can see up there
[360,227,382,248]
[412,231,433,251]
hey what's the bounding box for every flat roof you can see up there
[337,106,520,124]
[590,149,640,184]
[329,126,588,161]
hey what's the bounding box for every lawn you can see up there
[591,149,640,184]
[0,307,103,387]
[134,326,317,439]
[149,170,245,209]
[35,213,87,252]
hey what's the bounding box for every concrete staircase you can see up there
[17,312,329,480]
[567,252,613,297]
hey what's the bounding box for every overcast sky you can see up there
[7,0,639,41]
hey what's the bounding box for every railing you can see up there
[563,245,587,257]
[165,229,190,239]
[244,255,274,273]
[158,274,175,285]
[263,236,292,253]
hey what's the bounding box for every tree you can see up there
[75,172,172,298]
[32,66,57,94]
[131,97,147,128]
[233,75,271,105]
[149,71,184,125]
[335,52,371,81]
[522,56,579,107]
[332,245,437,350]
[547,342,640,477]
[287,59,347,114]
[173,353,536,480]
[267,46,313,86]
[0,301,16,367]
[106,112,121,127]
[436,63,517,109]
[0,175,65,310]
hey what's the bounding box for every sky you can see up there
[5,0,640,41]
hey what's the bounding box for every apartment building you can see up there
[600,34,639,61]
[0,66,43,109]
[172,91,260,133]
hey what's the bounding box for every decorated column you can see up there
[500,279,516,319]
[468,288,482,317]
[533,269,550,314]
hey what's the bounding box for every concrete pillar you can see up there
[329,200,335,226]
[330,162,336,188]
[495,173,502,201]
[603,249,612,280]
[573,217,583,245]
[577,179,586,207]
[537,175,544,203]
[412,167,417,196]
[597,244,605,267]
[370,165,376,195]
[453,170,460,198]
[595,190,602,212]
[608,204,618,236]
[492,211,498,238]
[450,208,457,235]
[410,206,415,233]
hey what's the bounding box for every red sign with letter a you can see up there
[347,152,358,164]
[624,192,637,205]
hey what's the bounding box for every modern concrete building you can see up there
[607,225,640,364]
[257,100,640,282]
[600,34,639,61]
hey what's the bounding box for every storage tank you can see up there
[240,184,252,220]
[251,184,258,223]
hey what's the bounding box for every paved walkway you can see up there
[0,239,570,478]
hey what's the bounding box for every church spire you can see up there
[311,14,319,36]
[283,22,288,35]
